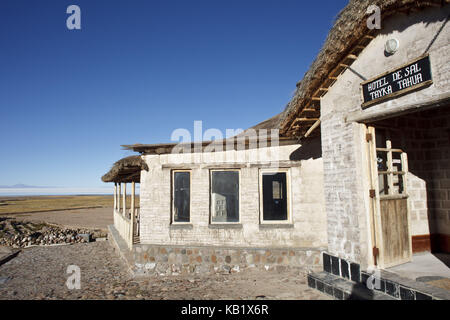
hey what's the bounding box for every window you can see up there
[260,170,290,222]
[172,170,191,223]
[210,170,239,223]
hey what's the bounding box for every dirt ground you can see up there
[3,207,113,231]
[0,241,330,300]
[0,203,331,300]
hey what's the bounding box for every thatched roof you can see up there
[279,0,446,137]
[101,155,149,183]
[122,136,297,155]
[101,115,291,180]
[121,112,296,155]
[246,112,284,132]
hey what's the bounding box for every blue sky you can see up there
[0,0,347,190]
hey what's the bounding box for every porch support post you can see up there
[123,183,127,216]
[130,181,135,246]
[113,183,117,210]
[118,183,121,212]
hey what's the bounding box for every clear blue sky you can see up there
[0,0,347,189]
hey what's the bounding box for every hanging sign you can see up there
[361,54,432,108]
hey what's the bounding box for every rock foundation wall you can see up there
[132,244,324,276]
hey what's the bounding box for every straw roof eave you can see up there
[101,155,148,183]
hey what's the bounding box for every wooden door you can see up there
[368,126,412,268]
[379,198,410,266]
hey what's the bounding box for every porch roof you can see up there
[101,155,148,183]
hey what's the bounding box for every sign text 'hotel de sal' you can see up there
[361,55,432,108]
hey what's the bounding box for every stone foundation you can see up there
[109,224,325,276]
[132,244,324,276]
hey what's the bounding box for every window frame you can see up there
[209,169,241,225]
[259,168,292,225]
[171,169,192,225]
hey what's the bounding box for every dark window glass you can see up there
[262,172,288,221]
[211,171,239,223]
[173,171,190,222]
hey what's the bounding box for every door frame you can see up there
[366,125,413,269]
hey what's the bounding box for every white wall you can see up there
[138,144,327,248]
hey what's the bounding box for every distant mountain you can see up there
[0,184,54,189]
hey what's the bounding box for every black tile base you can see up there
[333,288,344,300]
[331,256,340,276]
[385,280,399,298]
[415,291,432,300]
[316,280,324,292]
[324,283,334,296]
[361,271,370,286]
[350,263,361,283]
[400,287,415,300]
[340,259,350,279]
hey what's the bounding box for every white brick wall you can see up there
[138,144,328,248]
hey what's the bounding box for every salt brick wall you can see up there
[375,108,450,236]
[320,6,450,266]
[138,144,328,249]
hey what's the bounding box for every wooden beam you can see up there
[248,160,302,168]
[346,54,358,60]
[302,108,318,112]
[376,148,404,153]
[378,171,407,175]
[120,171,141,183]
[286,100,314,132]
[303,100,312,109]
[294,117,320,122]
[304,119,321,138]
[311,97,321,101]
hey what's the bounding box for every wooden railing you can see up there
[112,181,139,250]
[113,208,133,249]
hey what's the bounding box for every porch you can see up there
[102,155,148,250]
[112,182,140,249]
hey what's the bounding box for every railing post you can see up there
[113,183,117,210]
[130,181,135,247]
[118,183,121,212]
[122,183,127,216]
